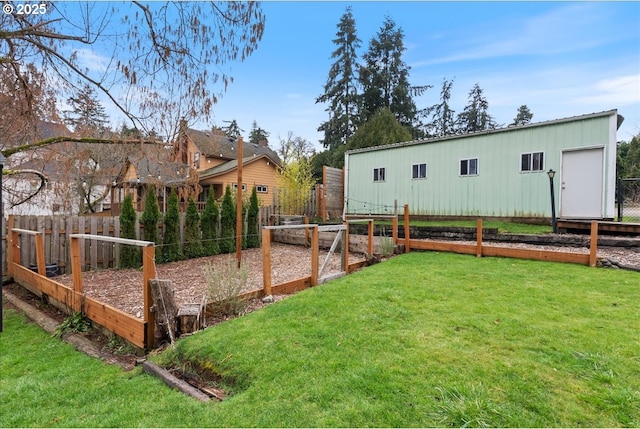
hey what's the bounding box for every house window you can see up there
[256,185,268,193]
[460,158,478,176]
[233,183,247,191]
[412,163,427,179]
[521,151,544,172]
[193,152,200,169]
[373,167,386,182]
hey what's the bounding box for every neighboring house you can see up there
[174,122,281,206]
[111,142,191,214]
[344,110,622,220]
[3,121,81,216]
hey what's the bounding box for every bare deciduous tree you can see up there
[1,1,265,138]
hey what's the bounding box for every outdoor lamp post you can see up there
[0,152,5,333]
[547,169,557,234]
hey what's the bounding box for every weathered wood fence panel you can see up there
[2,207,273,277]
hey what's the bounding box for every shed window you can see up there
[233,183,247,191]
[373,167,386,182]
[412,163,427,179]
[256,185,268,193]
[193,152,200,169]
[521,152,544,172]
[460,158,478,176]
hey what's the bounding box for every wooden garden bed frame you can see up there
[399,205,598,266]
[9,226,156,349]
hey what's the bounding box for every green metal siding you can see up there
[346,113,615,217]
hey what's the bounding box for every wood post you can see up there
[367,220,374,256]
[262,228,272,296]
[476,219,483,257]
[404,204,410,253]
[589,221,598,267]
[343,222,350,274]
[70,236,83,312]
[143,245,156,349]
[35,233,46,277]
[311,226,319,286]
[392,215,398,245]
[236,137,244,268]
[321,165,327,221]
[7,215,14,276]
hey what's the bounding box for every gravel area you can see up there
[54,243,365,318]
[44,237,640,321]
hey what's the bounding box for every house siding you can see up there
[199,158,278,205]
[346,111,617,218]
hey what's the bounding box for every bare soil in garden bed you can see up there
[53,243,366,320]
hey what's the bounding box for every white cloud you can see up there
[571,75,640,106]
[414,3,614,67]
[74,48,111,74]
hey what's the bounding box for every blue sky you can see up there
[65,1,639,148]
[201,1,639,149]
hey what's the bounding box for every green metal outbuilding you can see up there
[344,110,623,220]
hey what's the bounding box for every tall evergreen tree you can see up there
[455,83,499,134]
[222,119,244,139]
[248,120,270,144]
[220,185,236,253]
[347,108,413,152]
[161,189,183,262]
[201,186,220,256]
[316,6,361,150]
[247,186,260,248]
[359,16,425,132]
[183,197,204,258]
[512,105,534,126]
[119,194,140,268]
[424,78,456,137]
[141,185,160,244]
[64,83,110,136]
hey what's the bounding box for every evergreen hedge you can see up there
[161,189,183,262]
[183,197,204,258]
[219,185,236,253]
[201,186,220,256]
[247,185,260,248]
[119,194,140,268]
[141,185,160,244]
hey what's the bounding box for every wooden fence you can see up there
[8,228,154,349]
[2,207,275,277]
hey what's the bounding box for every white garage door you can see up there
[560,147,604,218]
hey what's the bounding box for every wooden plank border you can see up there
[409,239,592,265]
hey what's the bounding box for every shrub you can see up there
[161,189,183,262]
[183,197,204,259]
[119,194,140,268]
[141,185,160,244]
[203,256,248,317]
[201,186,220,256]
[219,185,236,253]
[246,185,260,248]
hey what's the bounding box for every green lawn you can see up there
[2,252,639,427]
[407,219,552,234]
